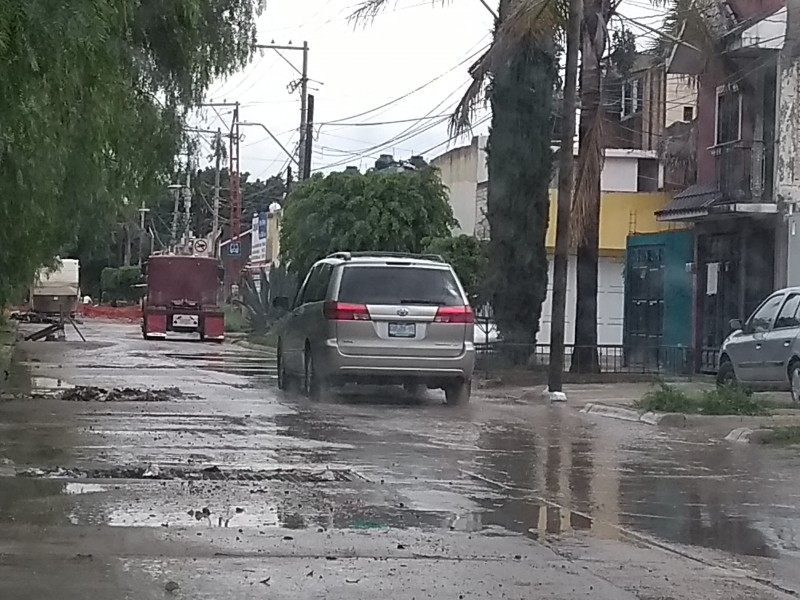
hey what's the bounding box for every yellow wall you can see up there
[545,191,681,255]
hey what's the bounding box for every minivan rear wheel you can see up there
[277,344,289,391]
[303,348,326,401]
[445,379,471,405]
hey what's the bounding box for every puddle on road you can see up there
[5,337,800,564]
[160,351,277,378]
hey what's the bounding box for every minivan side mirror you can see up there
[272,296,290,311]
[729,318,743,332]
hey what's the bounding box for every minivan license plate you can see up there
[388,322,416,338]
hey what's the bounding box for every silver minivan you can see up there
[718,286,800,401]
[277,252,476,404]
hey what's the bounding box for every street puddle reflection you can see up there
[469,406,800,560]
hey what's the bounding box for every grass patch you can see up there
[223,305,250,333]
[762,426,800,445]
[636,382,768,416]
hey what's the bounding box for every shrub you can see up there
[636,382,696,413]
[636,382,767,416]
[698,386,767,416]
[100,266,144,303]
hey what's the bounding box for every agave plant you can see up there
[236,265,298,332]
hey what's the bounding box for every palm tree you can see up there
[354,0,698,373]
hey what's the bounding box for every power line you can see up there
[319,36,491,126]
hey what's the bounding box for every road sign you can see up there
[229,241,241,256]
[193,239,208,254]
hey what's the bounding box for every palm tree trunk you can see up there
[571,0,608,374]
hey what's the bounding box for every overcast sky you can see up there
[191,0,668,181]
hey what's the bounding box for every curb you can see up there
[725,427,775,444]
[581,403,687,427]
[230,339,277,354]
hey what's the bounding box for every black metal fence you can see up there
[475,342,697,376]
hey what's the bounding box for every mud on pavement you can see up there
[2,320,800,599]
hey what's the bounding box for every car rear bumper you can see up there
[317,340,475,384]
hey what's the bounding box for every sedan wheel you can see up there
[790,362,800,403]
[716,360,737,388]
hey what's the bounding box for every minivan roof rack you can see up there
[326,251,445,262]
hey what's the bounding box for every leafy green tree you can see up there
[424,235,488,305]
[0,0,264,306]
[280,169,456,276]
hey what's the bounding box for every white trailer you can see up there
[30,258,80,318]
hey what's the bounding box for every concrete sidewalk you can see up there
[477,380,800,440]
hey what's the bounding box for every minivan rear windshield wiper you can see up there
[400,299,445,305]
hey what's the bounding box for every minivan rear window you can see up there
[338,266,463,306]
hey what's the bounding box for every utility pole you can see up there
[138,202,150,266]
[229,104,242,281]
[253,42,310,179]
[547,0,582,395]
[304,94,315,178]
[299,41,309,179]
[212,128,222,257]
[183,155,192,248]
[170,186,180,248]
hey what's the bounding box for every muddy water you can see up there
[2,320,800,599]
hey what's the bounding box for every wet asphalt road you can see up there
[2,321,800,599]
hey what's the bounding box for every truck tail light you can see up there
[324,301,371,321]
[434,305,474,324]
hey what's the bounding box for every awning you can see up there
[656,184,721,221]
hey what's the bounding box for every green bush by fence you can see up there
[100,266,144,303]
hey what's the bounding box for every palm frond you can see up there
[348,0,395,26]
[449,0,567,134]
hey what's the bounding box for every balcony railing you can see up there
[713,142,765,202]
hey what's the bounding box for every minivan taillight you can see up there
[434,305,474,324]
[324,301,371,321]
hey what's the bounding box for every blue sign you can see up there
[258,213,267,238]
[229,241,241,256]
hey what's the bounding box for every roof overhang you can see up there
[656,184,721,221]
[667,23,705,76]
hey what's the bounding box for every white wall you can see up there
[537,255,625,346]
[601,157,640,192]
[665,74,697,128]
[431,140,481,235]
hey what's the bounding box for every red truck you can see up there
[141,254,225,342]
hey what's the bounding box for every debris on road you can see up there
[143,463,161,478]
[164,581,180,593]
[57,386,185,402]
[18,464,362,483]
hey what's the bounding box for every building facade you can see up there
[658,0,796,370]
[431,136,677,345]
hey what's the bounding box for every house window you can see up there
[621,78,644,118]
[715,87,742,145]
[683,106,694,122]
